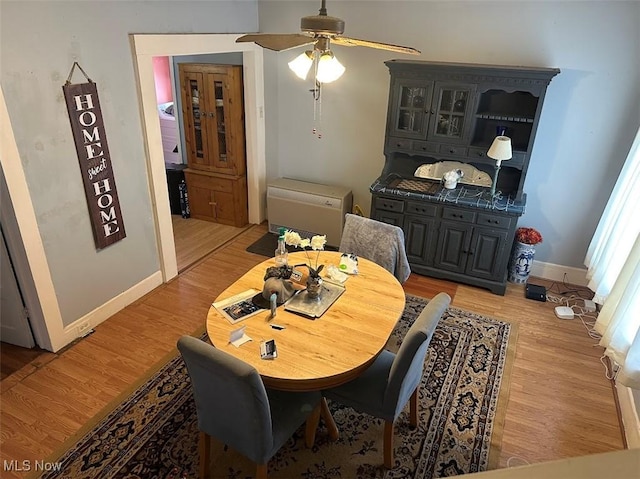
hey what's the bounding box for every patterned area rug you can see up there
[38,295,516,479]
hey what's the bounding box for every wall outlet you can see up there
[584,299,597,312]
[77,321,93,337]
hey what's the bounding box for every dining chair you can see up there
[339,213,411,283]
[177,335,322,479]
[322,292,451,468]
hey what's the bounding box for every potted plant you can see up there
[508,227,543,284]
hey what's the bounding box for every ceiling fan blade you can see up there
[236,34,315,52]
[332,36,420,55]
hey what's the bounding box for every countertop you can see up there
[370,174,526,216]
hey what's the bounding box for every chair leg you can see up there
[256,463,268,479]
[410,388,419,427]
[321,397,340,441]
[383,420,394,469]
[305,403,322,448]
[199,431,211,479]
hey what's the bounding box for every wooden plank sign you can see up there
[63,81,126,249]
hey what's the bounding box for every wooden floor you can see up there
[0,223,624,477]
[171,215,249,272]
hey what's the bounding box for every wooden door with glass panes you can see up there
[179,64,245,177]
[427,82,476,144]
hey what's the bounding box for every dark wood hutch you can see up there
[370,60,560,294]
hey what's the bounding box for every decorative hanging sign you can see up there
[63,62,126,249]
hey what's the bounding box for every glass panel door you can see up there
[214,79,227,164]
[397,85,426,133]
[390,79,432,139]
[433,87,470,140]
[183,72,212,170]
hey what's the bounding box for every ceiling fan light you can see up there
[288,51,314,80]
[316,51,345,83]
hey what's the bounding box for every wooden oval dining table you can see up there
[206,250,406,439]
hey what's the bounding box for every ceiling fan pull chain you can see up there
[317,81,323,139]
[311,55,322,139]
[312,81,323,139]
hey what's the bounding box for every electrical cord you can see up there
[546,293,601,340]
[543,278,617,385]
[545,274,592,298]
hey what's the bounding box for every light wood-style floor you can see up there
[0,223,624,478]
[171,215,249,272]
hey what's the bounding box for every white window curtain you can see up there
[585,126,640,388]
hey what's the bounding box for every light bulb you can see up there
[316,51,345,83]
[288,51,314,80]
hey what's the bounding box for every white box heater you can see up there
[267,178,353,247]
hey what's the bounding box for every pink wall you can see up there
[153,56,173,104]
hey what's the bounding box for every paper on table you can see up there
[229,325,252,347]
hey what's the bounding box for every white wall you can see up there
[258,0,640,270]
[0,0,259,332]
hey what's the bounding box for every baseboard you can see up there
[530,260,588,287]
[58,271,163,351]
[616,382,640,448]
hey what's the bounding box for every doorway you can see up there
[131,33,267,283]
[153,53,253,272]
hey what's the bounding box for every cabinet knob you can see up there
[449,149,455,154]
[477,151,484,157]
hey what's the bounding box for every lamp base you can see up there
[490,164,501,197]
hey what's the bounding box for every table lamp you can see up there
[487,136,512,196]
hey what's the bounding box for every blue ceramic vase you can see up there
[508,241,536,284]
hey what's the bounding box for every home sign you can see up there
[63,64,126,249]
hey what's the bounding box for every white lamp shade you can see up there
[487,136,513,162]
[288,51,314,80]
[316,52,345,83]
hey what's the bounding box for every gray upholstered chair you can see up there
[339,213,411,283]
[323,292,451,468]
[177,335,322,479]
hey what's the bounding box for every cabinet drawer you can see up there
[185,171,234,193]
[374,196,405,213]
[406,201,438,217]
[476,213,512,229]
[509,151,526,166]
[439,144,468,157]
[412,141,438,154]
[389,138,411,150]
[468,146,488,160]
[442,207,475,223]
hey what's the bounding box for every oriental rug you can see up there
[38,296,516,479]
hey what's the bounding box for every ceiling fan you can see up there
[236,0,421,58]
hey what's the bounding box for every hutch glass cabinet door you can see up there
[182,72,213,170]
[428,82,476,143]
[205,73,228,171]
[389,79,433,139]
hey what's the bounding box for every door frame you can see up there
[130,34,266,281]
